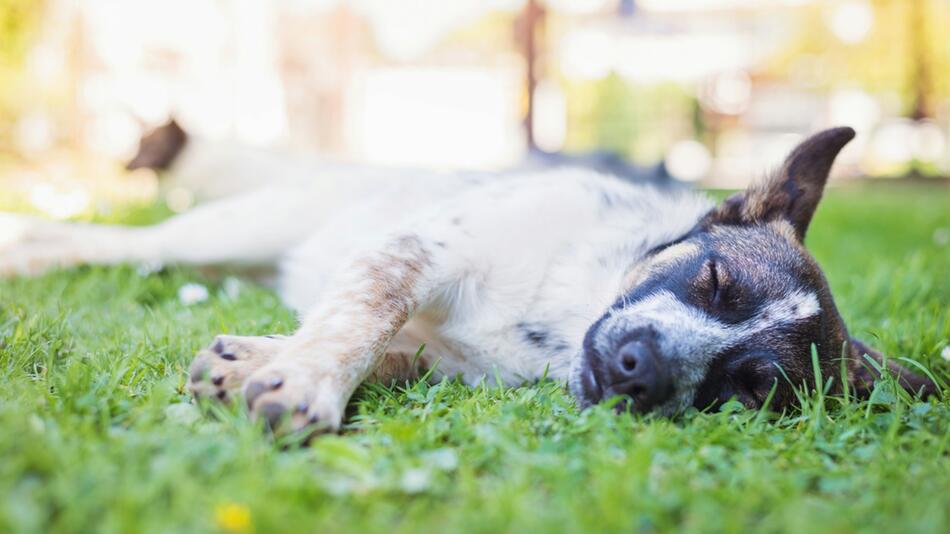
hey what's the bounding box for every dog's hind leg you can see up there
[0,187,323,277]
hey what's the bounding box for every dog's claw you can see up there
[189,358,210,383]
[259,402,287,429]
[245,381,269,408]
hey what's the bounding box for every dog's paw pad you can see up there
[243,363,342,436]
[187,335,285,402]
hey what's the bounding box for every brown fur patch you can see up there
[367,351,422,384]
[285,234,432,384]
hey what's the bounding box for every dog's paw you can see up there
[188,335,286,402]
[242,359,345,435]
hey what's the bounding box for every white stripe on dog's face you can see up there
[591,289,820,413]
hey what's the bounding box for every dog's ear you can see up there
[847,338,939,399]
[126,117,188,171]
[710,127,856,240]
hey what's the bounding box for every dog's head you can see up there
[126,118,188,172]
[574,127,937,414]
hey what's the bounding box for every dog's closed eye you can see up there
[701,259,735,310]
[709,260,721,306]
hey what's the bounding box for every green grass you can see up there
[1,186,948,534]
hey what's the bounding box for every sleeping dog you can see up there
[0,127,937,434]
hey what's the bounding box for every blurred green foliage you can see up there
[0,0,42,65]
[0,0,44,146]
[558,0,950,163]
[563,74,695,162]
[770,0,950,117]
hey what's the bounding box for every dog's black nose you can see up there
[606,338,673,412]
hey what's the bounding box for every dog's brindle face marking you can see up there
[126,119,187,171]
[574,127,861,414]
[576,222,847,414]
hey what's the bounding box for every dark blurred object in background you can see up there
[524,147,672,186]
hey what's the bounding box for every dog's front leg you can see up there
[242,234,441,433]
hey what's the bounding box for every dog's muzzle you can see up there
[582,327,674,413]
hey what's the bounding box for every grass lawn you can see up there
[1,185,948,534]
